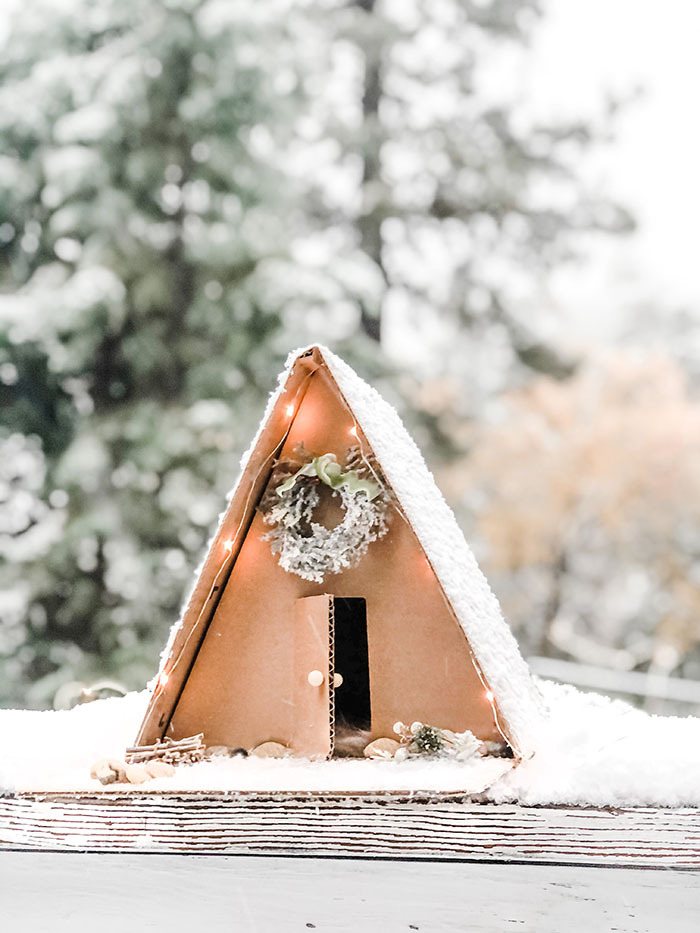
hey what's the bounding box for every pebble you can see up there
[89,757,129,785]
[250,741,290,759]
[144,760,176,779]
[363,737,401,759]
[90,759,117,785]
[206,745,235,758]
[107,758,128,782]
[124,764,152,784]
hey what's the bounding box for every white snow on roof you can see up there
[319,346,545,757]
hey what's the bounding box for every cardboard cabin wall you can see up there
[137,353,502,755]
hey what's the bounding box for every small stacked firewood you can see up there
[90,734,206,786]
[124,733,205,765]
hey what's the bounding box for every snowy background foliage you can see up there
[1,0,698,712]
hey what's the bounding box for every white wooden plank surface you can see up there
[2,851,699,933]
[2,793,700,868]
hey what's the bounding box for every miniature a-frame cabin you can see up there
[135,346,541,760]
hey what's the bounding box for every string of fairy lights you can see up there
[150,369,317,707]
[332,387,511,750]
[149,361,510,753]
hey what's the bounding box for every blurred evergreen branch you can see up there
[0,0,630,706]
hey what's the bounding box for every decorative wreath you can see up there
[259,449,390,583]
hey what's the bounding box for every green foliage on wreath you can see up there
[259,447,390,583]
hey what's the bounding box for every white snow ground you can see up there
[2,679,700,806]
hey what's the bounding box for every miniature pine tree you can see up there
[412,725,445,755]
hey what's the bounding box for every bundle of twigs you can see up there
[125,733,205,765]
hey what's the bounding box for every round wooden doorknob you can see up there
[333,672,344,688]
[307,670,324,687]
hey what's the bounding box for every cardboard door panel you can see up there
[292,595,333,758]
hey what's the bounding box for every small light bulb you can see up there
[286,403,295,417]
[349,425,358,437]
[224,539,234,552]
[485,689,494,702]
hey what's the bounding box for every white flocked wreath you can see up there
[261,452,389,583]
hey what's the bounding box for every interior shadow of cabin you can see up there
[133,347,510,762]
[332,597,372,757]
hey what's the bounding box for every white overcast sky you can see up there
[526,0,700,341]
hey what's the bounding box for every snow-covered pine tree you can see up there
[0,0,313,705]
[294,0,632,443]
[0,0,632,706]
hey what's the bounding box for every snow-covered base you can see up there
[0,691,512,795]
[18,754,512,796]
[2,680,700,806]
[0,691,147,795]
[491,679,700,808]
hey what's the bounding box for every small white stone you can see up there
[144,760,176,779]
[363,738,401,760]
[125,764,152,784]
[107,758,128,782]
[206,745,234,758]
[250,741,290,759]
[90,759,117,785]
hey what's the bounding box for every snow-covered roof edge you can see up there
[320,347,544,758]
[159,345,544,757]
[155,354,296,678]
